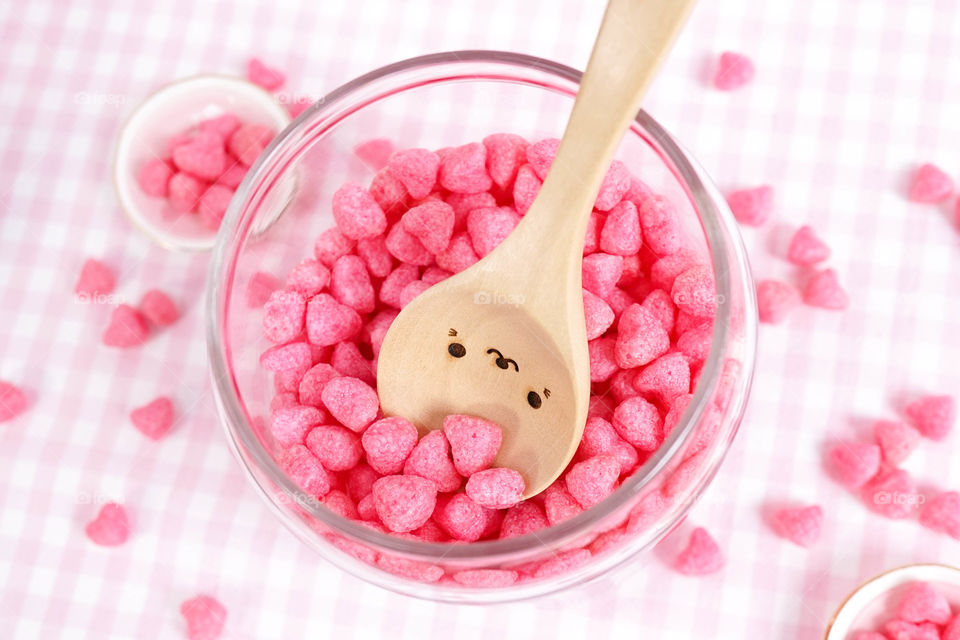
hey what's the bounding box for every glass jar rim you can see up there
[206,50,755,563]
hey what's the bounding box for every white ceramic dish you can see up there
[113,74,292,251]
[825,563,960,639]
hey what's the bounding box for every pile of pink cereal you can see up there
[136,115,276,230]
[257,134,722,547]
[853,581,960,640]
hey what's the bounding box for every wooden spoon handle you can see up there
[525,0,698,242]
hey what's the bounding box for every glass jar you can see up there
[206,51,757,603]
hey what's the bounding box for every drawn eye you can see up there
[448,343,466,358]
[527,391,542,409]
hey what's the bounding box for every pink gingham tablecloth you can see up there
[2,0,960,638]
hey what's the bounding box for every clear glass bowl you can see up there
[206,51,757,603]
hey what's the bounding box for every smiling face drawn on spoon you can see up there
[376,287,578,497]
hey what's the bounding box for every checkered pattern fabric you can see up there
[1,1,959,637]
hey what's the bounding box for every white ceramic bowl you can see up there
[825,563,960,639]
[113,74,292,251]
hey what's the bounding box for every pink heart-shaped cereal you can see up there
[130,396,175,440]
[85,502,130,546]
[714,52,755,91]
[102,304,149,348]
[908,163,954,203]
[787,225,831,265]
[171,131,226,181]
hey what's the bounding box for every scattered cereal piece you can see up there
[862,468,918,519]
[826,441,881,488]
[75,258,116,298]
[673,527,724,575]
[771,505,822,547]
[305,424,363,470]
[139,289,179,327]
[919,491,960,539]
[403,430,462,493]
[320,376,379,432]
[615,304,670,368]
[0,382,28,423]
[803,268,849,310]
[247,57,285,90]
[905,394,956,441]
[130,396,175,440]
[543,484,584,525]
[361,417,419,475]
[874,420,920,465]
[465,468,525,509]
[565,455,620,508]
[787,225,831,265]
[713,52,755,91]
[85,502,130,546]
[372,475,438,533]
[443,414,503,476]
[908,163,954,203]
[595,160,631,212]
[180,594,227,640]
[102,304,149,348]
[387,148,440,199]
[756,279,800,324]
[727,185,772,226]
[332,183,387,240]
[898,582,952,625]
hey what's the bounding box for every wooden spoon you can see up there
[376,0,697,497]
